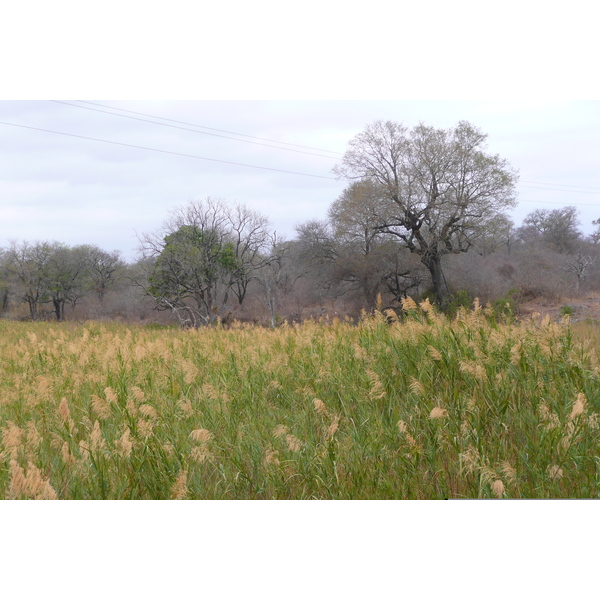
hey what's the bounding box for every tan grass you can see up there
[171,470,189,500]
[190,429,214,444]
[429,407,448,419]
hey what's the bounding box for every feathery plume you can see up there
[367,369,386,400]
[428,345,442,361]
[429,407,448,419]
[547,464,564,481]
[491,479,505,498]
[90,420,106,453]
[569,393,587,421]
[104,387,118,404]
[273,424,289,439]
[401,297,418,311]
[92,394,112,419]
[190,429,214,444]
[114,427,133,458]
[408,377,426,397]
[500,461,517,482]
[286,434,303,452]
[171,470,189,500]
[1,422,24,459]
[264,447,280,466]
[131,386,146,404]
[313,398,328,415]
[58,398,71,423]
[139,404,158,420]
[326,416,340,441]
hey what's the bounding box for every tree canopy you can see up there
[334,120,519,306]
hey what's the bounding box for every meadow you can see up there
[1,298,600,499]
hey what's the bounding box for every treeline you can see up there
[1,197,599,327]
[2,119,599,326]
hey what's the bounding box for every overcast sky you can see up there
[1,99,599,261]
[2,1,599,264]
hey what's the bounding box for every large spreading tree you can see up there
[333,120,519,307]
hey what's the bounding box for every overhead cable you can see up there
[70,100,344,157]
[0,120,338,180]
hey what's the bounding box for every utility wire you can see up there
[0,120,338,180]
[70,100,344,157]
[516,198,600,207]
[48,101,600,195]
[521,180,600,191]
[517,184,600,195]
[2,113,598,201]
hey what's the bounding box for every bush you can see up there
[560,305,574,317]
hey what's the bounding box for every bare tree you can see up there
[0,249,11,314]
[474,214,515,256]
[223,203,273,306]
[139,197,272,327]
[328,180,424,307]
[46,244,90,321]
[333,120,518,307]
[519,206,582,254]
[562,252,596,292]
[589,218,600,245]
[5,241,54,320]
[84,245,125,301]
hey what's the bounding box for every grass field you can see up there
[1,299,600,499]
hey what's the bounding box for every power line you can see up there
[3,112,598,201]
[518,184,600,195]
[517,198,600,207]
[520,179,600,192]
[45,101,600,195]
[0,120,338,180]
[71,100,345,158]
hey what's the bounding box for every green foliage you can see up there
[560,305,574,317]
[489,288,519,321]
[148,226,238,300]
[445,290,473,318]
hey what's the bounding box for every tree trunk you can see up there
[53,298,65,321]
[422,254,450,309]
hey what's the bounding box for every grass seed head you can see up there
[104,387,118,404]
[58,398,71,423]
[569,393,587,421]
[547,464,564,481]
[491,479,505,498]
[114,428,133,458]
[264,447,280,466]
[429,407,448,419]
[171,470,189,500]
[273,424,289,439]
[402,297,418,311]
[92,394,112,419]
[313,398,328,415]
[500,461,517,482]
[286,434,303,452]
[190,428,213,444]
[1,422,24,459]
[409,377,426,397]
[326,416,340,441]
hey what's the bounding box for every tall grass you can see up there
[1,300,599,499]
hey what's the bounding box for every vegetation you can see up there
[0,121,598,326]
[1,118,599,500]
[333,120,519,307]
[1,302,600,499]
